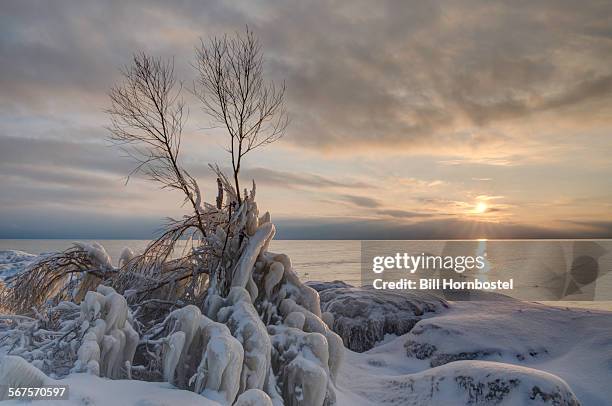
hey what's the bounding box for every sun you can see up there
[475,201,488,214]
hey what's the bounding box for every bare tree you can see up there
[107,53,206,236]
[194,27,288,204]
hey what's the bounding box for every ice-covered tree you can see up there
[1,30,341,406]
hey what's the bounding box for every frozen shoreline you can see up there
[2,249,611,405]
[312,282,612,405]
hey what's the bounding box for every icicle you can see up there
[163,331,186,384]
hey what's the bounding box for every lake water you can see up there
[1,239,612,305]
[0,239,363,285]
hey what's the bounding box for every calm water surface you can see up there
[0,239,363,285]
[2,239,611,303]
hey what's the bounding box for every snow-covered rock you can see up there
[318,286,448,352]
[401,300,609,368]
[336,299,612,406]
[341,359,580,405]
[305,280,353,292]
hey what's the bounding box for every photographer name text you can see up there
[372,277,514,291]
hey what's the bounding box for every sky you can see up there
[1,0,612,239]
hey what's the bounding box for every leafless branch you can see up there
[107,52,206,236]
[194,27,288,203]
[0,248,110,314]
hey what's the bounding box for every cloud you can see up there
[242,167,373,190]
[273,217,612,240]
[376,209,435,219]
[2,0,612,155]
[265,1,612,154]
[1,1,612,238]
[0,206,162,239]
[337,194,381,208]
[562,220,612,235]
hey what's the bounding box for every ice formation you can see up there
[156,304,245,403]
[73,242,114,271]
[0,250,37,281]
[215,287,271,393]
[118,247,135,269]
[234,389,274,406]
[194,320,243,404]
[0,179,345,405]
[72,286,138,379]
[317,285,447,352]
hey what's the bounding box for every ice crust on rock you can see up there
[347,360,580,406]
[318,286,447,352]
[305,281,353,292]
[341,297,612,405]
[401,300,593,367]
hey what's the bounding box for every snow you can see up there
[74,242,113,270]
[0,356,50,398]
[337,359,579,405]
[1,371,221,405]
[332,297,612,406]
[0,250,38,280]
